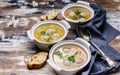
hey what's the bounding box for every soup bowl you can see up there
[27,20,71,51]
[47,38,91,75]
[61,1,94,29]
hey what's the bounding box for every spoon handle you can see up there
[90,41,116,67]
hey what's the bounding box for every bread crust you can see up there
[40,9,59,20]
[27,52,48,69]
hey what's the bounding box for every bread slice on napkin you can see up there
[27,52,48,69]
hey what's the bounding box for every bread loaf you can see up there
[40,9,59,20]
[27,52,48,69]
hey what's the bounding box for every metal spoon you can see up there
[76,26,116,67]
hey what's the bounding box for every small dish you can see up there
[61,1,94,29]
[62,1,94,23]
[27,20,71,51]
[47,38,91,75]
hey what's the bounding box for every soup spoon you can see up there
[76,26,116,68]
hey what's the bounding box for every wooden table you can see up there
[0,0,120,75]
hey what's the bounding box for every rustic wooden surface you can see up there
[84,0,120,11]
[0,0,120,75]
[0,42,56,75]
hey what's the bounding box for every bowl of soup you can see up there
[62,1,94,23]
[27,20,70,51]
[61,1,94,29]
[47,38,91,75]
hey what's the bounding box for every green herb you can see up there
[41,31,46,35]
[73,16,78,20]
[54,31,57,33]
[46,38,52,42]
[73,10,85,20]
[74,52,79,55]
[79,15,85,18]
[54,51,63,59]
[68,55,75,62]
[75,10,81,16]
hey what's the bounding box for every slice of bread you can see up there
[40,9,59,20]
[46,10,59,20]
[27,52,48,69]
[40,15,47,20]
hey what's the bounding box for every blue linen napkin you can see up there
[76,4,120,75]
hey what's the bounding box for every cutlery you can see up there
[76,26,116,67]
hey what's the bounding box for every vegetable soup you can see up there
[53,44,87,70]
[64,7,91,22]
[34,23,65,43]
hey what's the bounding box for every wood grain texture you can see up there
[109,37,120,53]
[0,0,120,75]
[84,0,120,11]
[0,42,56,75]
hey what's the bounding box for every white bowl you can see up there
[47,38,91,75]
[62,1,94,23]
[27,20,71,51]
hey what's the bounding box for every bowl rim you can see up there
[49,40,91,71]
[30,20,69,44]
[61,4,94,23]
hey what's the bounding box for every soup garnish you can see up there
[34,23,65,43]
[54,50,63,59]
[53,44,87,69]
[65,7,91,21]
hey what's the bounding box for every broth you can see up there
[64,7,91,21]
[34,23,65,43]
[53,44,87,70]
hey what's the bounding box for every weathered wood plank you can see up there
[0,42,56,75]
[84,0,120,10]
[0,0,120,75]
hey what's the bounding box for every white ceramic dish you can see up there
[47,38,91,75]
[62,1,94,23]
[27,20,71,51]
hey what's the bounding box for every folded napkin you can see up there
[76,4,120,75]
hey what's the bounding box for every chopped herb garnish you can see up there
[75,10,81,16]
[68,55,75,62]
[72,10,85,20]
[74,52,79,55]
[73,16,78,20]
[41,31,46,35]
[46,38,52,42]
[54,31,57,33]
[79,15,85,18]
[54,51,63,59]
